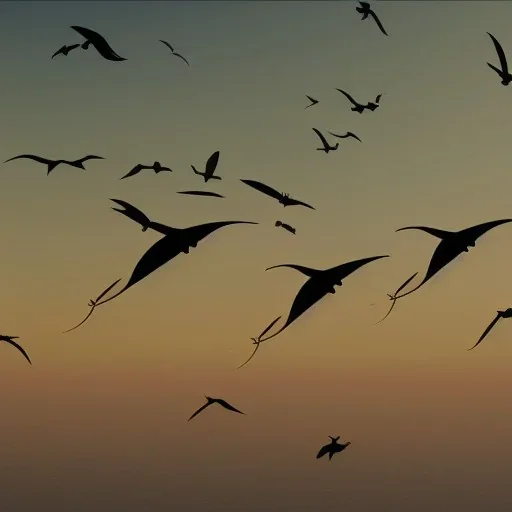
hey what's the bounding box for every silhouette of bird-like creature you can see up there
[240,179,315,210]
[394,219,512,300]
[258,255,389,343]
[159,40,190,66]
[375,272,418,324]
[177,190,225,198]
[120,161,172,180]
[486,32,512,86]
[237,316,282,369]
[335,89,368,114]
[0,335,31,365]
[70,26,127,61]
[312,128,339,153]
[305,95,319,109]
[188,396,245,421]
[468,308,512,351]
[51,43,80,59]
[316,437,351,461]
[327,131,362,143]
[4,154,104,175]
[275,220,296,235]
[191,151,221,182]
[356,1,388,36]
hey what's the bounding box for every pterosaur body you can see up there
[335,89,368,114]
[487,32,512,86]
[275,220,296,235]
[0,335,31,365]
[95,220,257,307]
[356,2,388,36]
[468,308,512,351]
[240,179,315,210]
[258,255,389,343]
[159,40,190,66]
[4,154,104,175]
[316,437,351,461]
[70,26,127,61]
[177,190,225,198]
[120,161,172,180]
[51,43,80,59]
[188,396,244,421]
[394,219,512,300]
[328,131,362,143]
[237,316,282,369]
[375,272,418,324]
[191,151,221,182]
[305,95,319,109]
[312,128,339,153]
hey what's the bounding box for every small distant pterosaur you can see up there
[486,32,512,86]
[62,279,122,333]
[70,25,127,61]
[159,40,190,66]
[468,308,512,351]
[188,396,245,421]
[394,219,512,300]
[240,179,315,210]
[305,95,319,109]
[4,154,104,175]
[237,316,282,369]
[258,255,389,343]
[327,131,362,143]
[177,190,225,198]
[312,128,339,153]
[120,161,172,180]
[0,335,31,365]
[192,151,221,182]
[356,2,388,36]
[335,89,367,114]
[375,272,418,324]
[275,220,296,235]
[316,437,351,461]
[51,43,80,59]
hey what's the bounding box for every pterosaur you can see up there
[188,396,244,421]
[316,437,351,461]
[177,190,225,198]
[4,154,104,175]
[327,131,362,143]
[365,93,383,111]
[191,151,221,182]
[159,40,190,66]
[240,179,315,210]
[394,219,512,300]
[237,316,282,369]
[94,220,257,307]
[486,32,512,86]
[0,335,31,365]
[62,279,122,333]
[335,89,367,114]
[275,220,296,235]
[305,95,319,109]
[120,161,172,180]
[356,2,388,36]
[467,308,512,351]
[51,43,80,59]
[375,272,418,324]
[258,255,389,343]
[312,128,339,153]
[70,26,127,61]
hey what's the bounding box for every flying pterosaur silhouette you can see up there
[275,220,296,235]
[191,151,221,182]
[305,95,319,109]
[335,89,368,114]
[62,279,122,333]
[188,396,245,421]
[177,190,225,198]
[4,154,104,175]
[394,219,512,300]
[375,272,418,325]
[51,43,80,59]
[70,26,127,61]
[0,335,31,365]
[95,220,257,307]
[120,161,172,180]
[240,179,315,210]
[258,255,389,343]
[312,128,339,153]
[468,308,512,351]
[159,40,190,66]
[237,316,282,369]
[316,437,351,461]
[356,2,388,36]
[327,131,362,143]
[486,32,512,86]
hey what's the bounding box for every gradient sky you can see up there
[2,1,512,510]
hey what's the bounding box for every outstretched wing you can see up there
[110,198,151,228]
[258,316,282,339]
[70,25,126,61]
[216,399,245,415]
[375,270,418,325]
[265,263,320,278]
[173,52,190,66]
[178,190,225,198]
[316,444,331,459]
[120,164,149,180]
[159,39,174,52]
[4,154,52,165]
[204,151,220,179]
[76,155,104,164]
[369,10,388,36]
[312,128,329,147]
[336,88,358,105]
[187,402,211,421]
[487,32,509,74]
[325,255,390,283]
[467,313,502,351]
[288,197,316,210]
[2,338,32,365]
[461,219,512,244]
[240,179,283,201]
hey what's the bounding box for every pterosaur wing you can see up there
[487,32,509,74]
[467,313,502,351]
[240,179,283,201]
